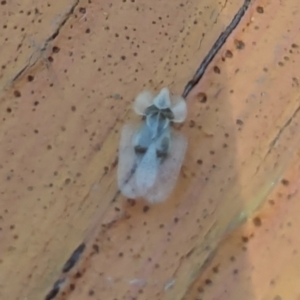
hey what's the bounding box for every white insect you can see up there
[117,87,188,203]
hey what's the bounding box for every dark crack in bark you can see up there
[269,105,300,152]
[254,103,300,175]
[182,0,252,98]
[11,0,80,83]
[180,247,219,300]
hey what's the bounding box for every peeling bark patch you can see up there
[196,92,207,103]
[205,278,212,285]
[236,119,244,126]
[52,46,60,53]
[92,244,100,254]
[79,7,86,14]
[74,271,83,278]
[189,120,196,128]
[213,66,221,74]
[27,75,34,81]
[62,243,86,273]
[14,90,21,97]
[256,6,264,13]
[225,49,233,58]
[143,205,150,213]
[234,39,245,50]
[212,265,219,273]
[253,217,262,227]
[241,236,249,243]
[182,0,252,97]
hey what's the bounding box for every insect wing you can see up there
[117,123,141,199]
[170,95,187,123]
[153,87,171,109]
[135,142,160,195]
[134,90,154,115]
[145,130,187,203]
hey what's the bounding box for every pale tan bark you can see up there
[0,0,299,300]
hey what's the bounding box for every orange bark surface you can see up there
[0,0,300,299]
